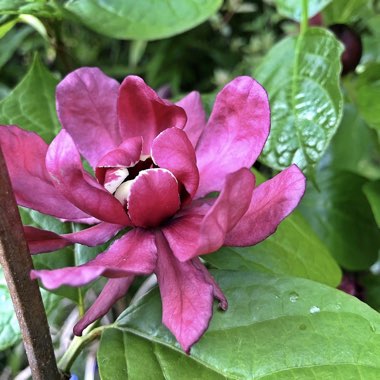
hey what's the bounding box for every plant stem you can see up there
[58,325,109,374]
[300,0,309,34]
[0,148,66,380]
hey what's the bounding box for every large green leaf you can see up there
[299,169,380,270]
[273,0,332,21]
[0,55,60,142]
[0,268,61,350]
[254,28,343,172]
[65,0,222,41]
[0,0,58,17]
[323,103,380,180]
[363,180,380,228]
[204,212,341,287]
[102,270,380,379]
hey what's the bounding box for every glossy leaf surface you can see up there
[65,0,222,41]
[255,28,343,172]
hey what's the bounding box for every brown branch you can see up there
[0,147,67,380]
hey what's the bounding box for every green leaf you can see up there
[0,267,61,350]
[353,63,380,135]
[299,169,380,270]
[273,0,332,21]
[322,0,370,24]
[108,270,380,379]
[65,0,223,41]
[0,55,60,142]
[254,28,343,173]
[363,180,380,228]
[323,103,380,179]
[205,212,341,287]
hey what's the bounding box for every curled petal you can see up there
[155,232,214,353]
[128,168,180,228]
[46,130,131,225]
[195,76,270,197]
[95,136,143,185]
[118,76,187,154]
[152,128,199,199]
[0,126,91,220]
[176,91,206,147]
[74,277,134,336]
[224,165,306,246]
[31,229,157,289]
[25,222,124,254]
[56,67,121,167]
[163,168,255,262]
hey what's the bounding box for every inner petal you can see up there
[127,168,180,228]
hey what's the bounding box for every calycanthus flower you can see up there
[0,68,305,353]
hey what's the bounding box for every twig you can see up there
[0,147,67,380]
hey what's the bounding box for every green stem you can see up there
[300,0,309,34]
[58,325,110,374]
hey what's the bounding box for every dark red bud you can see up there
[329,24,362,75]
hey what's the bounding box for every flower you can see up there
[0,68,305,352]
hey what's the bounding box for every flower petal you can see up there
[117,76,187,154]
[151,128,199,199]
[25,222,123,254]
[95,136,143,185]
[195,76,270,197]
[155,232,214,353]
[0,126,91,220]
[74,277,134,336]
[163,168,255,262]
[224,165,306,246]
[56,67,121,167]
[46,129,130,225]
[31,229,157,289]
[176,91,206,147]
[128,168,180,228]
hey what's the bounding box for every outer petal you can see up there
[24,222,124,254]
[176,91,206,147]
[74,277,134,336]
[224,165,306,246]
[195,76,270,197]
[155,232,214,353]
[128,168,180,228]
[117,76,187,154]
[0,126,91,220]
[56,67,121,167]
[46,130,130,225]
[151,128,199,199]
[163,168,255,262]
[31,229,157,289]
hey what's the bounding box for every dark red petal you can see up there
[128,168,180,228]
[152,128,199,199]
[155,232,214,353]
[163,168,255,262]
[118,76,187,154]
[56,67,121,167]
[0,125,91,220]
[176,91,206,147]
[24,222,123,254]
[225,165,306,246]
[74,277,134,336]
[195,76,270,197]
[31,229,157,288]
[46,130,130,225]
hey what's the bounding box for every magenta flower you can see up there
[0,68,305,352]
